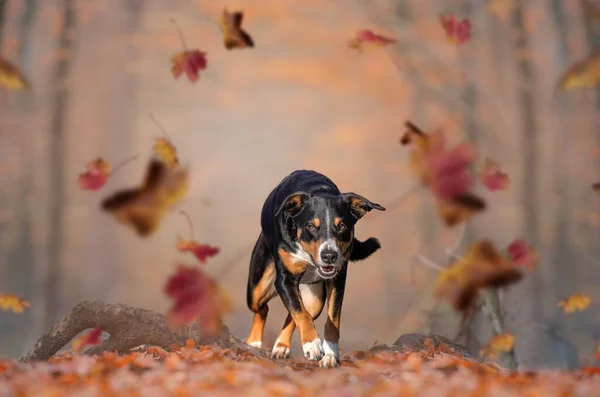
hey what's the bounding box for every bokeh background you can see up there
[1,0,600,369]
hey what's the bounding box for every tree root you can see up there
[20,300,267,363]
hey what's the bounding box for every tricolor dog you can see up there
[245,170,385,368]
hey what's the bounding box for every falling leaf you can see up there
[434,240,523,312]
[0,294,30,313]
[440,13,471,45]
[0,56,31,91]
[558,52,600,90]
[437,193,486,227]
[71,328,103,353]
[479,334,516,360]
[170,50,207,83]
[176,240,220,264]
[595,345,600,361]
[101,158,189,237]
[400,120,429,148]
[592,182,600,195]
[507,239,539,272]
[219,8,254,50]
[479,159,509,191]
[154,137,180,168]
[348,29,396,52]
[164,264,233,334]
[78,158,111,191]
[486,0,517,23]
[558,293,591,314]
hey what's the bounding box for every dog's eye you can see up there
[306,223,318,232]
[338,222,346,231]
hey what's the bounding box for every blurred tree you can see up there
[45,0,77,330]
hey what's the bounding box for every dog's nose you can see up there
[320,250,338,264]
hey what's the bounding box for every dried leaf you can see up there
[558,293,591,314]
[479,333,516,360]
[437,193,486,227]
[219,8,254,50]
[71,328,103,353]
[434,240,523,312]
[154,137,180,168]
[164,264,233,334]
[0,294,30,313]
[101,158,189,237]
[0,57,31,91]
[440,13,471,45]
[348,29,396,52]
[479,159,509,191]
[558,52,600,90]
[176,239,220,264]
[170,50,207,83]
[486,0,517,23]
[507,239,539,272]
[78,158,111,191]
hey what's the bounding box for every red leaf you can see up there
[507,239,539,272]
[440,13,471,45]
[164,265,232,334]
[176,239,220,264]
[425,132,476,200]
[349,29,396,51]
[78,158,111,191]
[479,159,510,191]
[170,50,207,83]
[72,327,103,352]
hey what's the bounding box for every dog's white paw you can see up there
[318,341,339,368]
[247,341,262,349]
[271,340,290,359]
[318,353,339,368]
[302,338,324,361]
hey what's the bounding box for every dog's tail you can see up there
[349,237,381,261]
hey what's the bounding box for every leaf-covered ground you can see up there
[2,342,600,397]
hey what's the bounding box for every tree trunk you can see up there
[44,0,76,330]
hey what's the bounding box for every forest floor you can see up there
[2,339,600,397]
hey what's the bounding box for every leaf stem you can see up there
[179,209,195,241]
[149,113,173,141]
[170,18,188,51]
[109,154,139,177]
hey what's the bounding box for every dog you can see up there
[245,170,385,368]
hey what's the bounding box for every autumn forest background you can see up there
[1,0,600,370]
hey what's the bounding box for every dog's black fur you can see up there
[245,170,385,368]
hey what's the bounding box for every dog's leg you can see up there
[319,265,348,368]
[274,268,324,361]
[271,282,325,359]
[348,237,381,262]
[246,234,277,348]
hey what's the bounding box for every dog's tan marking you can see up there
[336,230,354,259]
[334,217,342,227]
[291,310,319,344]
[299,239,322,263]
[249,261,276,312]
[312,218,320,228]
[324,283,341,344]
[296,227,303,239]
[274,314,295,351]
[246,305,268,346]
[278,248,308,275]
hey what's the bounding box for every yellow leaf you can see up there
[0,57,31,91]
[558,293,591,313]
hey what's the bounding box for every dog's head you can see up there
[276,191,385,279]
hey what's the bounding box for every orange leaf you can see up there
[434,240,523,312]
[440,13,471,45]
[154,137,180,168]
[479,159,509,191]
[71,328,103,353]
[348,29,396,52]
[170,50,207,83]
[558,293,591,313]
[78,158,111,191]
[101,158,189,237]
[176,239,220,264]
[558,52,600,90]
[0,57,31,91]
[0,294,30,313]
[479,333,516,360]
[219,8,254,50]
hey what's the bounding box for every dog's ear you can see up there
[276,192,310,217]
[341,192,385,220]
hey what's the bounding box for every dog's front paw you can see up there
[302,338,324,361]
[271,340,290,359]
[318,354,339,368]
[319,340,340,368]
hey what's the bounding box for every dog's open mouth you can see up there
[318,266,337,278]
